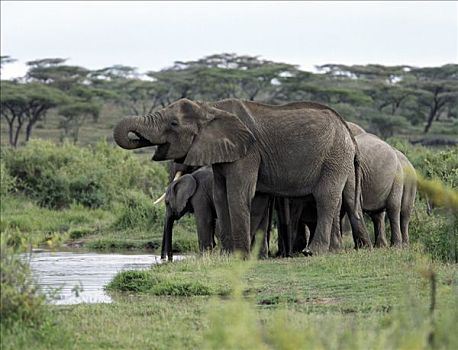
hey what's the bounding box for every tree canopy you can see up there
[1,54,457,146]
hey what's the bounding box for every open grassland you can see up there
[1,139,457,349]
[2,249,457,349]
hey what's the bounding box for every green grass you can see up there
[0,194,199,253]
[0,195,113,248]
[107,248,456,313]
[2,248,457,349]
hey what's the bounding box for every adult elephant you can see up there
[277,122,417,253]
[113,98,370,255]
[347,122,416,246]
[161,167,272,261]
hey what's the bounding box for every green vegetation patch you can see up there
[1,139,168,209]
[107,255,234,296]
[107,249,456,314]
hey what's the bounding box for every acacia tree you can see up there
[25,58,110,139]
[1,81,67,146]
[1,81,27,146]
[26,58,89,91]
[147,53,298,103]
[90,65,164,115]
[58,101,100,143]
[0,55,16,69]
[406,65,458,133]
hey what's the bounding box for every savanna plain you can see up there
[1,138,457,350]
[1,57,458,349]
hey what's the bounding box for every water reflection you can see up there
[27,251,181,305]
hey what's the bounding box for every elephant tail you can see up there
[354,152,362,219]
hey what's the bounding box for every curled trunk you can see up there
[113,116,156,149]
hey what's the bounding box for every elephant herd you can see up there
[113,98,417,259]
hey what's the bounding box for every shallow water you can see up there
[27,251,180,305]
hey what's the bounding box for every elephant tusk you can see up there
[153,171,183,205]
[153,193,166,205]
[173,171,183,182]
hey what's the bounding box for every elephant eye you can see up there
[170,120,179,127]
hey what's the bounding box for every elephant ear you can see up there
[170,174,197,214]
[184,107,256,166]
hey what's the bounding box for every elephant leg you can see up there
[306,221,317,247]
[289,201,307,254]
[274,199,284,257]
[226,181,256,255]
[276,197,293,257]
[387,208,402,247]
[307,183,343,255]
[329,199,343,252]
[400,188,416,246]
[250,194,271,258]
[400,212,410,246]
[212,167,233,252]
[387,183,403,247]
[215,155,259,256]
[342,173,372,249]
[371,211,387,247]
[161,207,176,261]
[293,223,307,253]
[193,202,216,253]
[386,206,402,247]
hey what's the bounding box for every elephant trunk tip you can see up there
[113,117,154,150]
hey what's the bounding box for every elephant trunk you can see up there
[161,207,175,261]
[113,114,165,150]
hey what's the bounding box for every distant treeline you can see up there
[1,53,457,147]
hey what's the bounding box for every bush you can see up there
[0,160,16,197]
[368,114,410,138]
[1,139,168,209]
[387,140,458,262]
[388,140,458,188]
[112,190,165,231]
[409,203,457,263]
[0,234,46,327]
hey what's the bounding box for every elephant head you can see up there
[161,174,197,261]
[113,99,256,166]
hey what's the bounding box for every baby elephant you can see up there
[161,167,271,261]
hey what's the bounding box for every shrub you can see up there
[386,140,458,262]
[1,139,168,209]
[112,190,165,231]
[388,140,458,188]
[0,160,16,197]
[0,234,46,327]
[409,202,457,263]
[368,114,410,138]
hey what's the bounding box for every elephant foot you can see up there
[302,248,313,257]
[391,241,403,248]
[354,237,372,250]
[374,239,388,248]
[329,246,342,254]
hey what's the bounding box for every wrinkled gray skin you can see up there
[278,122,417,253]
[113,98,370,255]
[161,167,271,261]
[348,123,416,246]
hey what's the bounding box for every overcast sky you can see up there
[1,1,457,79]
